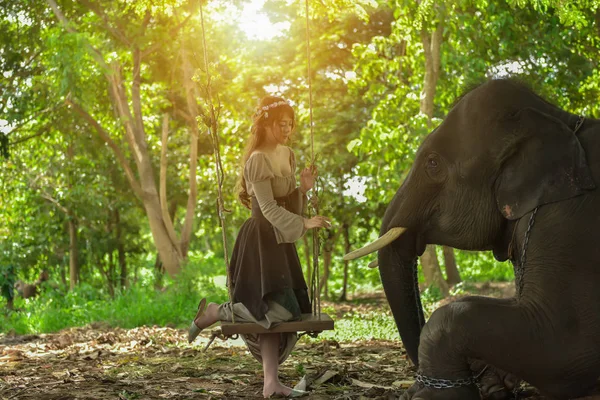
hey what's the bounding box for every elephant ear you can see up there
[495,108,595,220]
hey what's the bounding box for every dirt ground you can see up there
[1,284,600,399]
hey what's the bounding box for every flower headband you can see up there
[255,100,290,119]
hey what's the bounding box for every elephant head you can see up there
[345,79,595,366]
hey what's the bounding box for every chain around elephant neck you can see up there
[514,115,581,295]
[574,115,585,134]
[514,207,538,297]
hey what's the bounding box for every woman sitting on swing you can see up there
[188,96,331,398]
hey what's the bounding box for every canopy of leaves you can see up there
[1,0,598,319]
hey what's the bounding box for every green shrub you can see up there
[0,255,229,335]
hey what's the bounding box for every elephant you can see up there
[344,79,600,399]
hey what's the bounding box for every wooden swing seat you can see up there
[220,313,334,336]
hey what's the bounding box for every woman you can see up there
[188,96,331,398]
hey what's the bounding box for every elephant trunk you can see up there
[378,184,426,366]
[378,234,424,366]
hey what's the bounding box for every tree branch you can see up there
[40,192,70,215]
[159,114,182,250]
[180,45,200,257]
[5,103,63,140]
[66,99,144,200]
[22,49,43,70]
[9,126,51,146]
[140,10,151,37]
[141,15,191,57]
[174,108,193,124]
[131,48,146,141]
[78,0,131,46]
[107,62,145,168]
[46,0,109,71]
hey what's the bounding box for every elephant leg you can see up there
[470,359,520,400]
[402,296,599,400]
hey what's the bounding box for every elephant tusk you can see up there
[343,227,407,261]
[368,259,379,268]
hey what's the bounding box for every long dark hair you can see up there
[237,96,295,209]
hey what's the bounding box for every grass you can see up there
[321,309,398,342]
[1,250,513,340]
[1,282,415,342]
[1,259,229,335]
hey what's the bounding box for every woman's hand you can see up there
[303,215,331,230]
[300,166,317,194]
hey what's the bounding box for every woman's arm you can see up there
[252,179,307,243]
[286,188,307,217]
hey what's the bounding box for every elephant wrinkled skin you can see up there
[349,79,600,399]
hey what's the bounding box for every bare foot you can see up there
[193,302,220,330]
[263,382,293,398]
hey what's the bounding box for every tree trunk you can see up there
[302,235,312,284]
[419,21,447,296]
[68,216,79,290]
[419,24,443,118]
[118,246,127,288]
[319,247,331,300]
[107,252,115,298]
[142,198,182,276]
[67,141,79,290]
[319,229,339,300]
[60,260,67,288]
[154,200,178,290]
[443,246,461,285]
[179,43,200,258]
[115,209,128,289]
[339,223,350,301]
[154,254,164,290]
[421,245,449,296]
[74,51,183,277]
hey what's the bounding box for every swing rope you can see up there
[199,1,235,322]
[304,0,321,317]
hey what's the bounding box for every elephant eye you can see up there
[425,153,446,181]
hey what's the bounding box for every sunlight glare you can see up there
[344,175,367,203]
[0,120,9,134]
[239,0,290,40]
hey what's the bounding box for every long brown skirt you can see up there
[223,197,311,365]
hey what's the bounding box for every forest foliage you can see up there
[1,0,599,333]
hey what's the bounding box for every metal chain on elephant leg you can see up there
[415,373,475,389]
[514,207,539,297]
[414,362,487,391]
[416,364,523,393]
